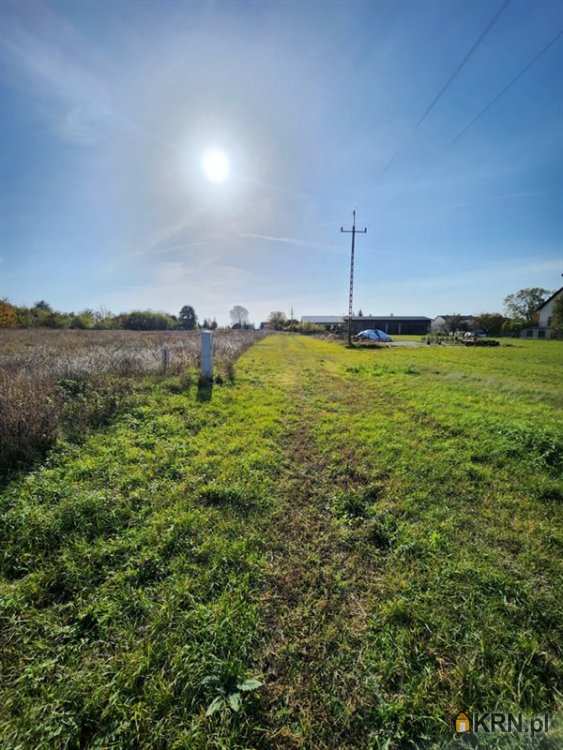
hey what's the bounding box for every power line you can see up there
[382,0,511,174]
[416,0,511,129]
[450,29,563,145]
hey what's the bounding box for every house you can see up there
[301,315,431,335]
[520,286,563,339]
[431,315,476,333]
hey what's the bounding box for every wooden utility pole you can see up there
[341,210,367,345]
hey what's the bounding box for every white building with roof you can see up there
[521,286,563,339]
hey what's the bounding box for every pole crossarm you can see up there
[340,209,367,346]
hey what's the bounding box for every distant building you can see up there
[301,316,343,332]
[431,315,477,333]
[520,286,563,339]
[301,315,431,335]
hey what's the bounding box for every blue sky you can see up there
[1,0,562,323]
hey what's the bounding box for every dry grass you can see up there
[0,328,265,475]
[0,328,262,378]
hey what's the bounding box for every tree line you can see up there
[1,287,561,335]
[0,300,256,331]
[433,288,562,336]
[264,311,323,334]
[481,287,561,335]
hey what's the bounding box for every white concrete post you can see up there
[200,330,213,382]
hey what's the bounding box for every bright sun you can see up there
[202,148,230,183]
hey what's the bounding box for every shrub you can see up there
[284,321,324,334]
[0,300,17,329]
[0,372,131,477]
[475,313,505,336]
[0,372,61,474]
[119,310,176,331]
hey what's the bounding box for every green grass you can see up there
[1,336,562,749]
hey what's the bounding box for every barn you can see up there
[301,315,431,335]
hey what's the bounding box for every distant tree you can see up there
[210,318,218,330]
[358,309,364,317]
[33,300,52,312]
[15,306,33,327]
[93,306,110,322]
[504,288,551,323]
[268,311,287,330]
[445,314,465,333]
[502,317,526,336]
[70,309,95,329]
[93,307,115,329]
[475,313,505,336]
[298,321,323,334]
[70,314,87,329]
[230,305,249,328]
[551,296,563,338]
[0,299,17,328]
[44,312,70,329]
[178,305,197,330]
[121,310,175,330]
[30,300,54,327]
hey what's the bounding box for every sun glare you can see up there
[202,148,230,183]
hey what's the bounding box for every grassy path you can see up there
[1,335,562,748]
[258,342,377,748]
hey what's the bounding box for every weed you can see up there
[202,664,262,717]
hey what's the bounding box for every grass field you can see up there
[1,335,562,749]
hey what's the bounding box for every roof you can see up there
[301,316,343,323]
[536,286,563,311]
[434,315,475,320]
[302,315,430,323]
[352,316,431,321]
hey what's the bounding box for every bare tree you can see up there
[230,305,249,328]
[445,314,464,333]
[268,311,286,330]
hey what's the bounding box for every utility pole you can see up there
[341,210,367,346]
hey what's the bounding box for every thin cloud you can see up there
[240,232,339,251]
[0,8,113,145]
[130,239,214,259]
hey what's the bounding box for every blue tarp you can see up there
[356,329,393,342]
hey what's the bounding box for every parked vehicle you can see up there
[463,330,487,340]
[355,329,393,342]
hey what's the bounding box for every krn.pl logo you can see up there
[454,711,471,733]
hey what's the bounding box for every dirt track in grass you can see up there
[257,353,378,749]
